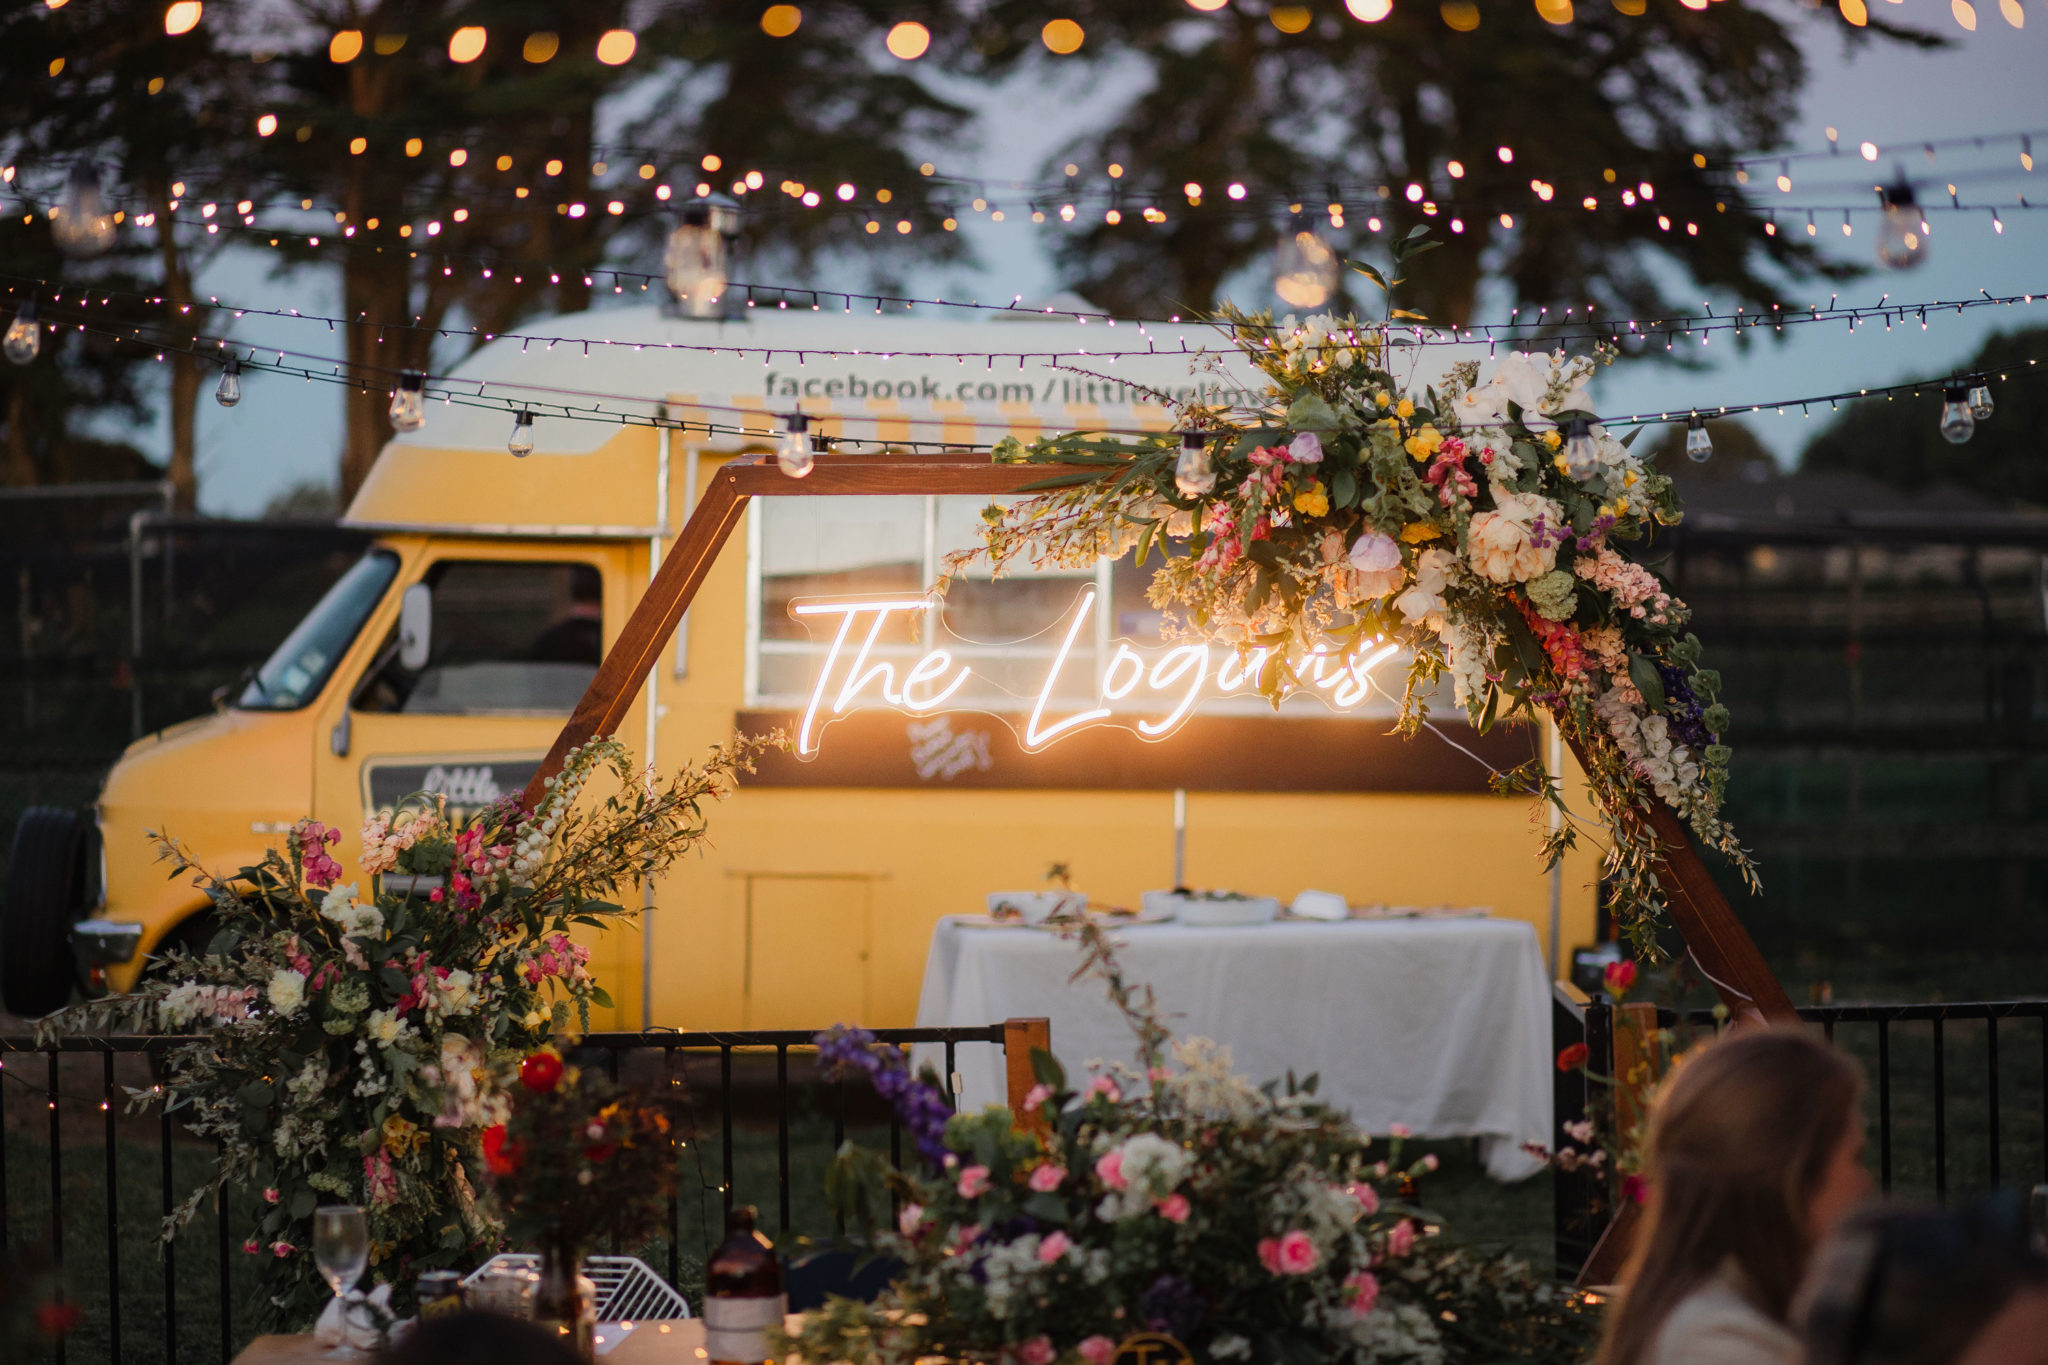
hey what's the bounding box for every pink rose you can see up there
[957,1165,991,1199]
[1084,1075,1122,1103]
[1621,1173,1649,1205]
[1154,1194,1190,1223]
[1421,1154,1440,1172]
[1018,1337,1055,1365]
[270,1241,295,1258]
[1387,1219,1415,1258]
[898,1203,925,1238]
[1023,1083,1054,1113]
[1078,1337,1118,1365]
[1347,1182,1380,1216]
[1257,1238,1281,1274]
[1028,1163,1065,1193]
[1274,1229,1320,1274]
[952,1224,982,1251]
[242,1238,261,1255]
[1038,1231,1071,1264]
[1094,1150,1127,1191]
[263,1188,280,1204]
[1344,1270,1380,1317]
[1388,1123,1412,1139]
[1148,1066,1171,1083]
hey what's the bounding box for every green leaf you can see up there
[1029,1047,1067,1092]
[1331,466,1358,510]
[1015,471,1110,492]
[291,1188,317,1219]
[1620,426,1643,449]
[589,985,615,1010]
[1244,539,1283,570]
[1347,259,1390,293]
[1629,654,1668,711]
[1135,520,1156,568]
[1285,390,1340,432]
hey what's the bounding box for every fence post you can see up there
[1003,1018,1052,1136]
[1552,984,1600,1281]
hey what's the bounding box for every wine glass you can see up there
[314,1205,371,1350]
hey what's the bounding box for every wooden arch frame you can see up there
[519,450,1794,1026]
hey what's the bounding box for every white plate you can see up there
[1141,890,1281,926]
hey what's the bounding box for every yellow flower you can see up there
[1542,429,1563,450]
[1395,399,1415,419]
[1293,481,1329,517]
[381,1114,425,1155]
[1399,522,1442,543]
[1375,391,1392,408]
[1553,454,1570,474]
[1623,470,1638,487]
[1403,425,1444,461]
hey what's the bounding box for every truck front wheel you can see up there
[2,807,92,1017]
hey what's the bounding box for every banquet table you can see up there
[233,1316,719,1363]
[914,914,1552,1180]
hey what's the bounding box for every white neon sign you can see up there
[790,588,1400,757]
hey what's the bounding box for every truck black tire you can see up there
[2,806,91,1017]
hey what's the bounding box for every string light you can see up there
[776,413,815,477]
[1562,418,1599,479]
[507,408,535,457]
[388,371,426,433]
[3,297,39,364]
[1938,382,1975,444]
[1174,430,1217,496]
[1967,374,1995,421]
[214,353,242,407]
[1683,413,1712,463]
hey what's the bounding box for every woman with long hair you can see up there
[1594,1027,1870,1365]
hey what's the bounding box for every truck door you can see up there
[311,547,625,843]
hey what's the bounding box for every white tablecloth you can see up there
[914,915,1551,1180]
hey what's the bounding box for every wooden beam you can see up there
[1564,732,1796,1025]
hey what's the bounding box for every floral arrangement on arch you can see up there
[45,735,771,1328]
[786,919,1598,1365]
[949,240,1751,951]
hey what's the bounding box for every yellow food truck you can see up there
[4,305,1598,1026]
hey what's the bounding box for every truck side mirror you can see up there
[398,583,433,671]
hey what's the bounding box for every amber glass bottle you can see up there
[704,1205,785,1365]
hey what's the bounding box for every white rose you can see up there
[437,968,477,1015]
[1453,384,1509,429]
[1466,488,1562,584]
[320,883,360,919]
[267,969,307,1016]
[366,1007,406,1045]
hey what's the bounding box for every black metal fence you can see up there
[0,1024,1020,1365]
[1552,988,2048,1278]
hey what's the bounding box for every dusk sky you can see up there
[178,1,2048,517]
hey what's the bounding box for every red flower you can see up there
[583,1144,617,1163]
[1621,1173,1649,1205]
[1603,960,1639,997]
[35,1300,83,1338]
[482,1124,524,1177]
[1556,1042,1590,1073]
[520,1050,564,1093]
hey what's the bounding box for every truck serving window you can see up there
[354,560,602,715]
[239,548,401,710]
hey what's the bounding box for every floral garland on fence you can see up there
[947,254,1753,955]
[44,735,773,1328]
[787,918,1599,1365]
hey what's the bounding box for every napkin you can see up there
[314,1283,408,1352]
[1290,889,1350,921]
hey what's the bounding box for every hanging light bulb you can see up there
[1562,417,1600,479]
[3,298,41,365]
[664,202,739,318]
[1174,430,1216,497]
[214,354,243,408]
[1273,224,1338,309]
[508,409,535,457]
[1966,374,1994,422]
[1874,173,1927,270]
[52,164,116,258]
[1684,413,1712,464]
[777,413,814,477]
[1939,383,1975,444]
[388,371,427,432]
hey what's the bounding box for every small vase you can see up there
[532,1226,597,1362]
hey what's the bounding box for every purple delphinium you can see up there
[1656,663,1714,750]
[1138,1274,1207,1340]
[815,1025,954,1166]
